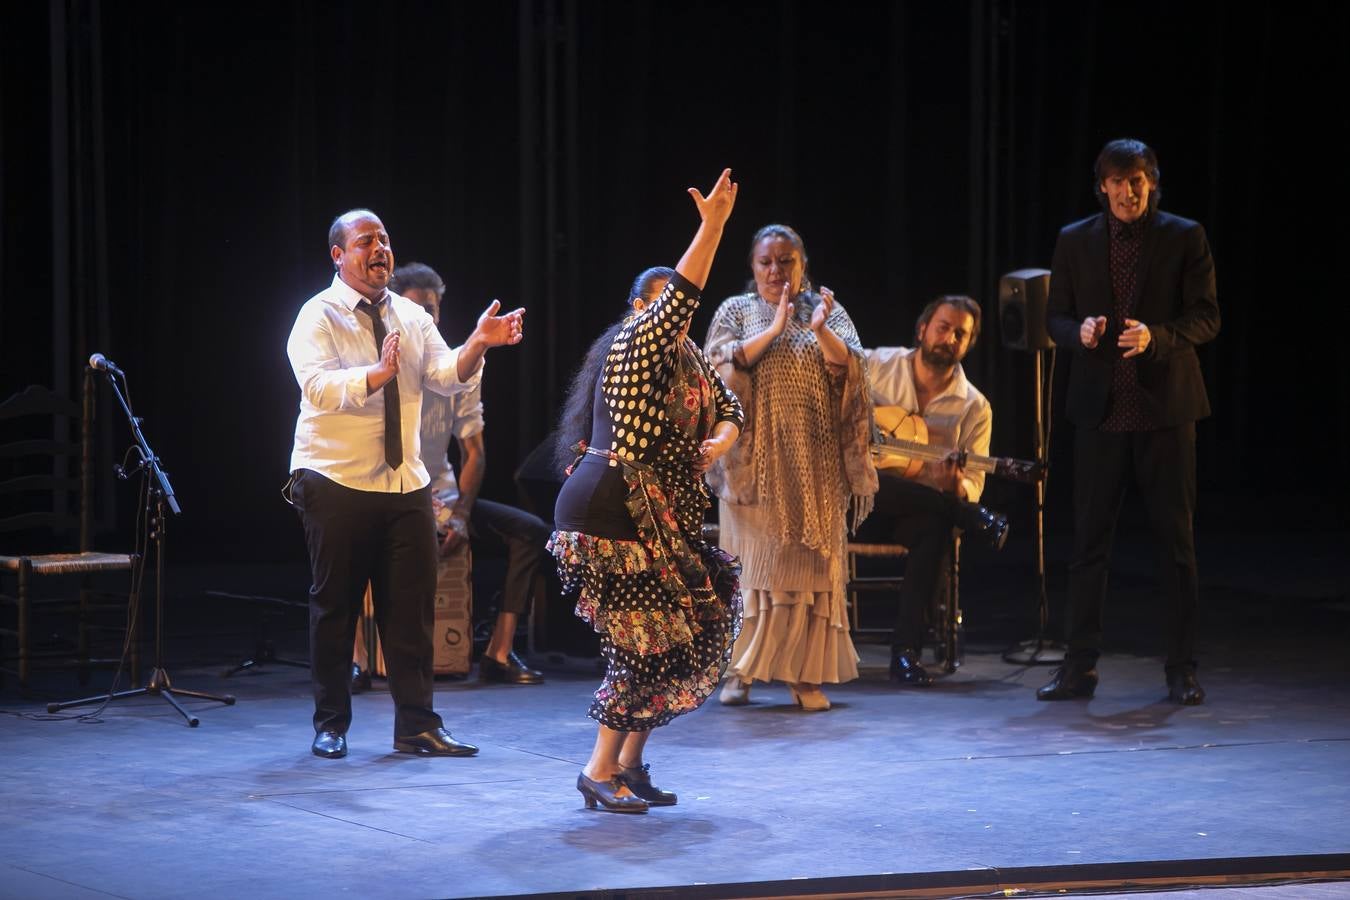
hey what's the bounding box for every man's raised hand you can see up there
[474,299,526,348]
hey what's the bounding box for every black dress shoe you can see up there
[576,772,648,814]
[351,663,372,694]
[957,503,1010,551]
[1167,667,1206,706]
[479,650,544,685]
[393,727,478,757]
[890,651,934,687]
[619,763,677,806]
[312,731,347,759]
[1036,664,1098,701]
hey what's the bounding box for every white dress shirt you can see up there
[287,274,482,493]
[421,378,485,504]
[865,346,992,502]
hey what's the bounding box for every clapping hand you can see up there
[768,280,792,336]
[687,167,738,228]
[1080,315,1107,349]
[810,286,836,333]
[1118,317,1151,358]
[380,331,401,373]
[366,330,401,391]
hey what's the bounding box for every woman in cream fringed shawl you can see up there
[705,224,877,711]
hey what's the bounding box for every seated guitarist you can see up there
[864,295,1008,687]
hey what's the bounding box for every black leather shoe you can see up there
[890,651,934,687]
[351,663,372,694]
[957,503,1010,551]
[576,772,648,814]
[619,763,677,806]
[393,727,478,757]
[1036,664,1098,701]
[479,650,544,685]
[312,731,347,759]
[1167,667,1206,706]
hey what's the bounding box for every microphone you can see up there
[88,353,126,378]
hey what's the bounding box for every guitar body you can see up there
[873,406,929,478]
[871,405,1045,486]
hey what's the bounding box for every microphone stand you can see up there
[48,366,235,726]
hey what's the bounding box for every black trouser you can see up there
[468,498,550,618]
[1065,423,1198,671]
[862,475,961,655]
[292,469,443,737]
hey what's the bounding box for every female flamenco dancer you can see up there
[704,224,878,711]
[550,168,743,814]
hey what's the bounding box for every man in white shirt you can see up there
[864,295,1007,687]
[286,209,523,759]
[390,262,549,685]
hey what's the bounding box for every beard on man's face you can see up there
[920,343,957,369]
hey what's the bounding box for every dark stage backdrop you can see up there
[3,0,1346,564]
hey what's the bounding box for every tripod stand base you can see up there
[223,640,309,678]
[47,667,236,726]
[1002,636,1067,666]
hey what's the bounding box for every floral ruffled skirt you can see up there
[548,530,739,732]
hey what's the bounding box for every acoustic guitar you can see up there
[871,405,1044,485]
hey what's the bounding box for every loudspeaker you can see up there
[998,268,1054,351]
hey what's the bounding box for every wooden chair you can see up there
[846,535,964,673]
[0,373,138,686]
[846,541,910,638]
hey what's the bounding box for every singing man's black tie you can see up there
[356,298,403,469]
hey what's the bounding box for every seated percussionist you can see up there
[353,261,549,689]
[863,295,1008,687]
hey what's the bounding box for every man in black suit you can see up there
[1039,139,1220,706]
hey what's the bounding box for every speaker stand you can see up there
[1004,347,1065,666]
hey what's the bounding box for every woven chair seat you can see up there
[1,552,134,576]
[846,542,909,558]
[2,380,141,684]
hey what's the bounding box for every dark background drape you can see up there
[4,0,1346,566]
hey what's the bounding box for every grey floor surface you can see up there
[2,530,1348,899]
[3,644,1348,900]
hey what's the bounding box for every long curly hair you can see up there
[553,266,675,473]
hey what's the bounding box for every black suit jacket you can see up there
[1046,210,1220,429]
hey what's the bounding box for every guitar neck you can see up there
[874,437,999,474]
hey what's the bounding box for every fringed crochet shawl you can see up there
[704,291,877,587]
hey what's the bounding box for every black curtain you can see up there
[3,0,1345,564]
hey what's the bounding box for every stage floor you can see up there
[3,639,1348,899]
[2,530,1348,899]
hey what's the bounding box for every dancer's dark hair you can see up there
[554,266,675,473]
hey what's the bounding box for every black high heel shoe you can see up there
[619,764,677,806]
[576,772,649,814]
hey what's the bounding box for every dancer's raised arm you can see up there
[675,168,738,290]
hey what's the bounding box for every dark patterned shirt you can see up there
[1100,213,1159,432]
